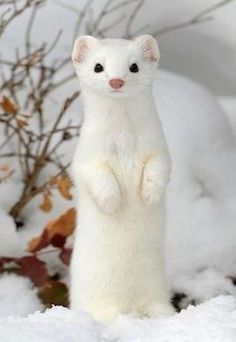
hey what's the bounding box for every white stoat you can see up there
[70,35,174,322]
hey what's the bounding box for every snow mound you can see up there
[108,296,236,342]
[0,296,235,342]
[155,70,236,302]
[219,96,236,138]
[0,211,20,256]
[0,274,42,318]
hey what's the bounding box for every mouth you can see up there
[110,89,123,93]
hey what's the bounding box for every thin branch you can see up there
[0,0,43,37]
[0,169,14,183]
[125,0,144,38]
[154,0,235,37]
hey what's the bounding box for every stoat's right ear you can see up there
[133,35,160,63]
[72,35,99,64]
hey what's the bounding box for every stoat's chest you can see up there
[80,98,158,162]
[102,120,136,157]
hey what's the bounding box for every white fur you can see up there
[70,35,174,322]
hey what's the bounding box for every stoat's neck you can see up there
[81,86,154,125]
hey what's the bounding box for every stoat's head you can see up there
[72,35,159,97]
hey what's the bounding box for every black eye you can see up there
[94,63,104,73]
[129,63,139,73]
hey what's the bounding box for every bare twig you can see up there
[0,0,234,224]
[154,0,235,37]
[125,0,144,38]
[0,0,44,37]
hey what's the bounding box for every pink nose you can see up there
[109,78,124,90]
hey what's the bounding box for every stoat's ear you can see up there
[134,35,160,63]
[72,35,99,64]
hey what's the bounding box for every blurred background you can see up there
[0,0,236,317]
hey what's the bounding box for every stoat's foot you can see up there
[141,302,175,318]
[88,305,121,323]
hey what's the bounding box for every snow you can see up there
[0,210,20,256]
[171,268,236,306]
[107,296,236,342]
[0,1,236,339]
[0,296,235,342]
[153,71,236,306]
[219,97,236,137]
[0,274,42,318]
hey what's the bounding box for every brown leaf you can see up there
[50,234,66,248]
[0,256,49,287]
[0,257,15,263]
[18,256,48,286]
[38,281,69,307]
[1,96,17,115]
[39,193,53,212]
[0,164,11,172]
[27,208,76,253]
[0,259,3,273]
[59,248,72,265]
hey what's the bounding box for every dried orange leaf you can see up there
[27,230,49,253]
[27,208,76,253]
[1,96,17,114]
[56,177,72,200]
[46,208,76,239]
[28,236,41,253]
[39,193,53,212]
[48,176,72,200]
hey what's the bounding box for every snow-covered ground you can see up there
[0,70,236,340]
[0,274,42,318]
[0,296,235,342]
[1,0,236,340]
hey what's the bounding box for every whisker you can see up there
[125,79,168,107]
[126,80,158,91]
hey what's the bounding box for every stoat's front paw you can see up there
[91,179,122,215]
[141,175,165,205]
[141,161,168,205]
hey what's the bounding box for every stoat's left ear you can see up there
[134,35,160,63]
[72,35,99,64]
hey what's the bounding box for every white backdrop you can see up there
[1,0,236,95]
